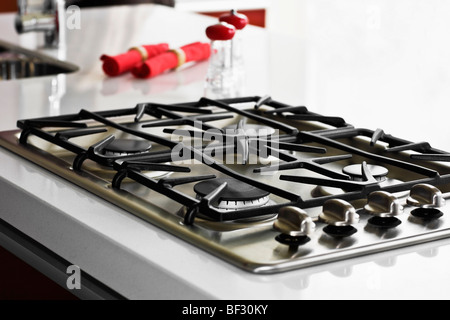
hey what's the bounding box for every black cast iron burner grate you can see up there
[15,96,450,226]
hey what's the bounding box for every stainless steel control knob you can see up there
[364,191,404,217]
[407,184,445,220]
[319,199,359,226]
[274,206,315,237]
[407,183,445,208]
[319,199,359,237]
[364,191,403,228]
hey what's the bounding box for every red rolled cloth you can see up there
[131,42,211,79]
[100,43,169,76]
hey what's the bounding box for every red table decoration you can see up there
[131,42,211,79]
[100,43,169,77]
[205,22,236,41]
[219,9,249,30]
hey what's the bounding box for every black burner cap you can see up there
[411,208,443,220]
[194,178,270,201]
[275,234,310,246]
[103,139,152,154]
[368,216,402,229]
[323,225,357,238]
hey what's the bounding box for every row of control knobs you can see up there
[273,183,446,246]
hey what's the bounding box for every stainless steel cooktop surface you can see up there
[2,96,450,273]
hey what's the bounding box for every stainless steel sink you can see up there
[0,39,78,80]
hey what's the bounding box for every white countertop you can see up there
[2,1,450,300]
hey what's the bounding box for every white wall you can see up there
[266,0,305,36]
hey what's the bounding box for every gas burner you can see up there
[217,122,279,165]
[311,163,408,198]
[222,123,276,138]
[342,164,388,181]
[102,139,152,156]
[194,177,272,212]
[101,138,171,179]
[140,163,174,179]
[191,177,277,222]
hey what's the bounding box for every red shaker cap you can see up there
[205,22,236,41]
[219,9,249,30]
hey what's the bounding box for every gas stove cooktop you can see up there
[2,95,450,274]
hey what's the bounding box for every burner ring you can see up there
[193,177,276,221]
[222,124,276,138]
[215,196,270,210]
[342,163,388,181]
[103,139,152,156]
[194,178,270,202]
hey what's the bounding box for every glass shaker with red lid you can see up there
[204,21,237,98]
